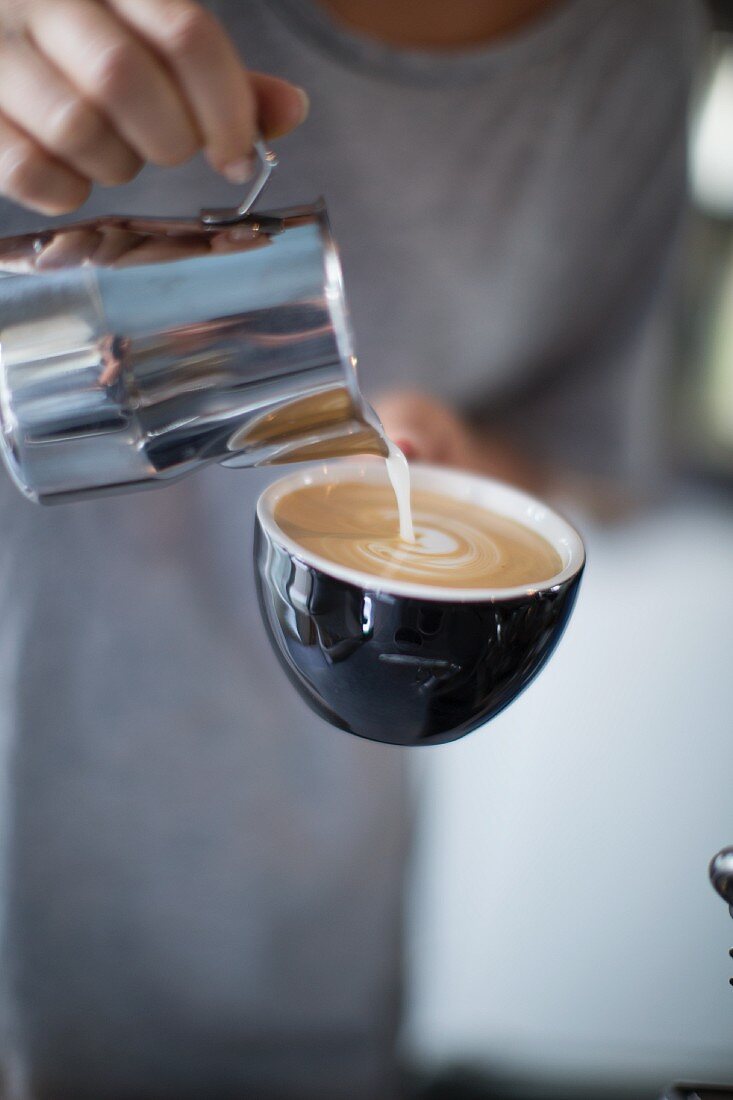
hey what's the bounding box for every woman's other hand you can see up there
[0,0,309,213]
[374,389,540,492]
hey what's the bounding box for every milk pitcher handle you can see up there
[200,139,279,227]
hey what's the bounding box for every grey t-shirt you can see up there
[0,2,701,1098]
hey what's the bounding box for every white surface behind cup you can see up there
[402,491,733,1089]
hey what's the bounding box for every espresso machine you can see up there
[653,851,733,1100]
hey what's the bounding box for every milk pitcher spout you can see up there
[0,143,387,504]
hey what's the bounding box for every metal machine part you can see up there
[709,846,733,985]
[709,847,733,913]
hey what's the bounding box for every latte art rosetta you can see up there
[274,482,562,589]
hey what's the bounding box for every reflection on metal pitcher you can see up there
[0,145,386,504]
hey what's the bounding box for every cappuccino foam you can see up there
[274,481,562,590]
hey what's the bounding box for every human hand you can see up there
[0,0,308,214]
[374,389,539,491]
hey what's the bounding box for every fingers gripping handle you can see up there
[200,140,278,227]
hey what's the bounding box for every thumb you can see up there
[373,394,434,463]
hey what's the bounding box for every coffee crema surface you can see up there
[274,481,563,589]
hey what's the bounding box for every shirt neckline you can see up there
[270,0,607,85]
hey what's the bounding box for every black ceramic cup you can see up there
[255,463,585,746]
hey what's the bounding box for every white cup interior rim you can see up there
[257,460,585,602]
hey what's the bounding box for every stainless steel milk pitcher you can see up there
[0,143,386,504]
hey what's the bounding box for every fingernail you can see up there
[295,86,310,123]
[222,153,255,185]
[225,228,255,242]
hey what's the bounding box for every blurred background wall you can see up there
[403,8,733,1096]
